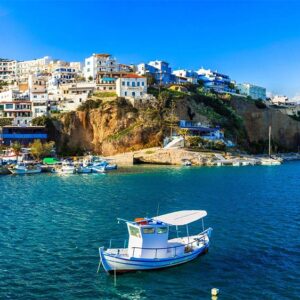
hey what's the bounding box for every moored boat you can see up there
[260,158,281,166]
[57,160,75,174]
[76,163,93,174]
[99,210,212,274]
[104,163,118,170]
[9,163,42,175]
[91,165,106,173]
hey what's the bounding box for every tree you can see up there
[197,79,205,88]
[11,141,22,158]
[228,82,235,90]
[145,73,156,86]
[42,141,55,157]
[30,140,44,160]
[177,128,189,147]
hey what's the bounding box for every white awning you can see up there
[153,210,207,226]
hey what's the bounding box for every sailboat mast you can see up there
[268,125,271,157]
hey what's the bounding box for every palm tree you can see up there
[177,128,189,147]
[11,141,22,161]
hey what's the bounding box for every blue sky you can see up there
[0,0,300,97]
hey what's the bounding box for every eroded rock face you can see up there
[56,101,163,155]
[53,95,300,156]
[231,98,300,151]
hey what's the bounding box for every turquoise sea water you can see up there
[0,163,300,299]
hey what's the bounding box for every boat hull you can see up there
[99,243,209,274]
[10,168,42,175]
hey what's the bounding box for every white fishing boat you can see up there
[76,163,93,174]
[92,165,106,173]
[99,210,212,274]
[57,161,75,174]
[232,160,241,167]
[104,164,118,170]
[260,158,281,166]
[9,163,42,175]
[0,149,17,163]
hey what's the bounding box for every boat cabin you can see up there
[124,210,208,259]
[127,219,169,258]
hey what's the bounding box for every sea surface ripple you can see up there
[0,164,300,299]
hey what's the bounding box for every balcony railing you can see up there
[1,133,47,139]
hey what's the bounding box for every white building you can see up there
[54,82,95,112]
[116,74,147,99]
[28,74,48,93]
[31,92,49,118]
[16,56,52,81]
[197,67,234,93]
[0,89,32,125]
[172,69,198,84]
[237,83,266,100]
[96,77,116,92]
[270,95,296,106]
[83,53,119,80]
[0,59,17,82]
[51,67,77,85]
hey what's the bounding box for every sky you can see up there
[0,0,300,97]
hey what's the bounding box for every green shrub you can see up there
[77,99,102,111]
[255,100,267,109]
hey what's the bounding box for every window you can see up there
[124,92,127,96]
[132,92,135,97]
[129,225,141,238]
[127,81,130,86]
[137,82,140,87]
[157,227,168,234]
[5,104,13,109]
[142,82,145,86]
[142,227,155,234]
[132,82,135,87]
[122,81,125,86]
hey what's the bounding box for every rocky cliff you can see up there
[231,98,300,152]
[51,98,163,156]
[44,89,300,155]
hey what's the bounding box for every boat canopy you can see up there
[43,157,60,165]
[153,210,207,226]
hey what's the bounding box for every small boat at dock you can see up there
[76,163,93,174]
[57,160,75,174]
[9,163,42,175]
[99,210,212,274]
[260,157,281,166]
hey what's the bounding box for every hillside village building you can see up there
[16,56,52,81]
[137,60,173,84]
[236,83,266,100]
[0,59,17,81]
[96,77,116,92]
[116,74,147,98]
[172,69,198,84]
[83,53,119,80]
[0,89,31,125]
[197,68,235,93]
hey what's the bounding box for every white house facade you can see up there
[116,74,147,98]
[0,59,17,81]
[83,53,119,80]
